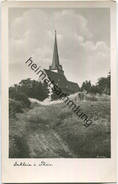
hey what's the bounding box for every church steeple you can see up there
[49,31,64,75]
[52,30,60,68]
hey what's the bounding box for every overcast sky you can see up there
[9,8,110,87]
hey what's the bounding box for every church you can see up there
[44,31,80,98]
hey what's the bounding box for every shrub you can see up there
[9,98,110,158]
[9,89,31,108]
[9,135,30,158]
[19,79,49,101]
[86,94,97,101]
[9,99,23,115]
[9,79,49,101]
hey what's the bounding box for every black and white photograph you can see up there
[2,0,117,183]
[9,7,111,158]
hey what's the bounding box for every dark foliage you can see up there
[81,80,92,93]
[9,135,30,158]
[19,79,48,100]
[9,89,31,108]
[81,72,110,95]
[9,99,23,115]
[97,72,110,95]
[9,78,49,102]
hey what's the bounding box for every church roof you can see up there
[45,69,79,94]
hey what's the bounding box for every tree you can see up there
[81,80,92,93]
[97,72,110,95]
[9,78,49,101]
[80,72,110,95]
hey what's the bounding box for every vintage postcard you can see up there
[1,0,117,183]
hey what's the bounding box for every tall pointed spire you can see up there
[51,30,60,68]
[49,31,64,75]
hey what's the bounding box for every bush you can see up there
[19,79,49,101]
[9,89,31,108]
[9,99,23,115]
[86,94,97,101]
[9,99,110,158]
[9,79,49,101]
[9,135,30,158]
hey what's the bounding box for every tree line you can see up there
[80,72,110,95]
[9,72,110,108]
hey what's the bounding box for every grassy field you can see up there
[9,98,110,158]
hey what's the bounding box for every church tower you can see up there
[49,31,64,75]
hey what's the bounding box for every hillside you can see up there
[9,96,110,158]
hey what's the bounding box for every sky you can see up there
[9,8,110,87]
